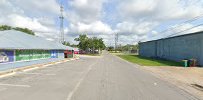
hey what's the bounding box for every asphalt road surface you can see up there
[0,51,199,100]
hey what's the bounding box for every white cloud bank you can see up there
[1,0,203,45]
[115,0,203,44]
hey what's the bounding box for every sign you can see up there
[51,50,58,58]
[15,50,30,61]
[15,50,51,61]
[0,50,14,63]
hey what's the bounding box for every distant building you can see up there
[0,30,74,64]
[139,31,203,66]
[74,48,79,54]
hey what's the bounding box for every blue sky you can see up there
[1,0,203,45]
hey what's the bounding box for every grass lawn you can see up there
[117,55,182,66]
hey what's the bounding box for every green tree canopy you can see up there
[74,34,106,53]
[0,25,12,30]
[0,25,35,36]
[74,34,89,51]
[62,41,71,46]
[13,27,35,36]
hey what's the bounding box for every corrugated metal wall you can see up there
[139,32,203,66]
[139,41,156,58]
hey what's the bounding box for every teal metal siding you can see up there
[139,32,203,66]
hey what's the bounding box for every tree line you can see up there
[0,25,35,36]
[74,34,106,53]
[107,44,139,53]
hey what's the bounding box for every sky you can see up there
[1,0,203,46]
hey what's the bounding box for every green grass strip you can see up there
[118,55,182,66]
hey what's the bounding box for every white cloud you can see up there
[0,0,23,15]
[169,23,203,36]
[63,0,115,45]
[1,0,203,45]
[9,0,59,16]
[118,0,157,20]
[113,0,203,44]
[69,21,113,34]
[7,14,48,31]
[0,0,60,42]
[67,0,105,24]
[116,21,158,36]
[117,0,203,21]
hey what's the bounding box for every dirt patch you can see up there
[139,66,203,99]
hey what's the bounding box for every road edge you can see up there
[112,54,201,100]
[0,57,80,78]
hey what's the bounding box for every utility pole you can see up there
[114,33,118,52]
[59,2,64,44]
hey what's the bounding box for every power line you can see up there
[159,14,203,35]
[165,23,203,38]
[140,14,203,42]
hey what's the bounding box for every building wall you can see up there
[0,49,64,64]
[64,50,74,58]
[139,33,203,66]
[58,50,65,58]
[0,50,14,63]
[139,41,156,58]
[15,50,51,61]
[51,50,58,58]
[68,50,74,58]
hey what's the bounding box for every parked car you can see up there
[79,50,86,54]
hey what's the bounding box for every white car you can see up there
[0,52,9,63]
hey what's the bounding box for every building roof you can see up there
[0,30,73,50]
[140,31,203,44]
[66,46,74,50]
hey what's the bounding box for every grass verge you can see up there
[117,55,182,66]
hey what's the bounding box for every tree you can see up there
[13,27,35,36]
[0,25,35,36]
[98,38,106,50]
[0,25,12,31]
[87,38,94,52]
[116,44,139,53]
[62,41,71,46]
[70,44,78,48]
[74,34,106,53]
[74,34,89,51]
[107,46,114,51]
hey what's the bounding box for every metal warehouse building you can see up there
[0,30,73,64]
[139,31,203,66]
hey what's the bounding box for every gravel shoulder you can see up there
[139,66,203,99]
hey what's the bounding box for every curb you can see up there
[0,57,80,78]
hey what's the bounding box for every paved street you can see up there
[0,52,198,100]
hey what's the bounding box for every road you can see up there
[0,51,198,100]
